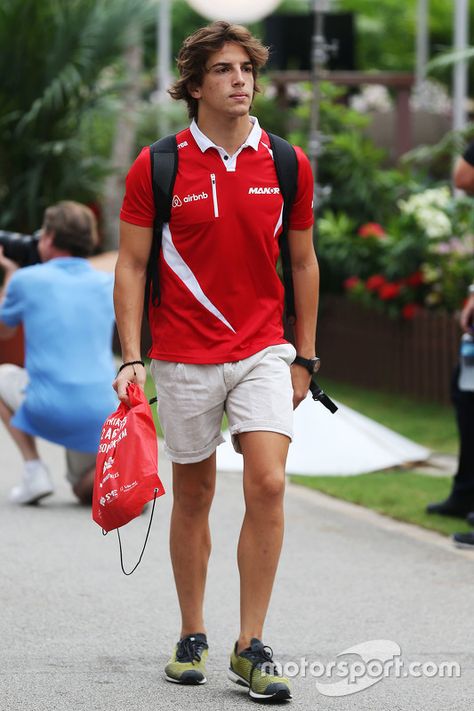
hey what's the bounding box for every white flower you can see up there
[410,79,452,116]
[417,208,452,238]
[350,84,393,113]
[398,187,452,237]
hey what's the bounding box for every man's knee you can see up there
[245,469,286,505]
[173,460,216,516]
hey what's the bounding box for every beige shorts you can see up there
[0,364,96,486]
[150,343,296,464]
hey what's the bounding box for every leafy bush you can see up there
[338,187,474,318]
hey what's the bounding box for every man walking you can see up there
[113,22,319,701]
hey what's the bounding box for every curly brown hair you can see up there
[169,21,269,119]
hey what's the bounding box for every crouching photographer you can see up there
[0,201,117,505]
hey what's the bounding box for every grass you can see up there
[290,378,468,537]
[290,472,471,536]
[144,367,163,438]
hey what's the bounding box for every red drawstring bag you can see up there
[92,383,165,534]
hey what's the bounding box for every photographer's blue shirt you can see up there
[0,257,117,452]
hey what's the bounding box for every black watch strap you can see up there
[293,355,320,375]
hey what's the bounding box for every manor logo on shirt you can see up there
[248,187,280,195]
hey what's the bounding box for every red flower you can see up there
[358,222,386,238]
[366,274,386,291]
[344,276,360,290]
[404,271,424,287]
[379,282,401,300]
[402,303,421,320]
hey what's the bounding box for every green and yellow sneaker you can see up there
[228,638,292,701]
[165,633,209,685]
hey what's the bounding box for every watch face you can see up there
[313,358,321,374]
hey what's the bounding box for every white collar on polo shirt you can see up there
[190,116,262,158]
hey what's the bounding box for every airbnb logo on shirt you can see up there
[173,192,209,207]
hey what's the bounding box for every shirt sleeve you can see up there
[463,142,474,167]
[0,271,24,326]
[288,146,315,231]
[120,147,156,227]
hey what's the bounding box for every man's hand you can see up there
[291,364,312,409]
[112,362,147,405]
[461,294,474,332]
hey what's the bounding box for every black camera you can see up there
[0,230,41,267]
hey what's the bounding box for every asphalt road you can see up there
[1,432,473,711]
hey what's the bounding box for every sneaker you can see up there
[164,633,208,684]
[453,531,474,549]
[228,638,292,701]
[9,461,54,505]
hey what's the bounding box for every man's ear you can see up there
[43,230,55,246]
[188,83,202,100]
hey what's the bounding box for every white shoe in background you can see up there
[9,460,54,505]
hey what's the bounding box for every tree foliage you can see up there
[0,0,152,231]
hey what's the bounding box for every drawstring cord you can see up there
[102,487,158,575]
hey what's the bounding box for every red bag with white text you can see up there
[92,383,164,533]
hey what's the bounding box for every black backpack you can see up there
[145,131,298,326]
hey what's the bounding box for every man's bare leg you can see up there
[170,452,216,638]
[0,398,39,460]
[236,431,289,652]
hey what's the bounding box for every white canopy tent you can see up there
[216,395,430,476]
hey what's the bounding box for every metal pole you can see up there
[453,0,469,131]
[157,0,171,100]
[415,0,429,90]
[309,6,325,186]
[308,0,335,209]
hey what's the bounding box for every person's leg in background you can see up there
[0,363,53,504]
[427,367,474,518]
[66,449,97,505]
[450,369,474,510]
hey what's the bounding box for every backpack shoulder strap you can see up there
[267,132,299,325]
[146,134,178,308]
[149,134,178,223]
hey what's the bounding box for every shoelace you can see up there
[176,637,207,665]
[247,644,280,691]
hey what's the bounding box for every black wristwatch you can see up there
[293,355,321,375]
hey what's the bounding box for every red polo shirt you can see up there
[120,118,314,363]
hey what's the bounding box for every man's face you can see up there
[191,42,255,120]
